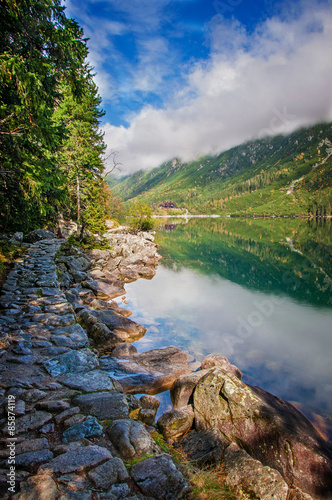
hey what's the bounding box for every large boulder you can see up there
[193,367,332,499]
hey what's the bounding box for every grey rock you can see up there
[13,411,53,434]
[223,442,289,500]
[88,458,129,490]
[61,369,119,392]
[14,449,54,468]
[45,303,74,315]
[193,367,332,499]
[62,415,103,443]
[58,491,94,500]
[55,406,80,425]
[63,413,86,427]
[178,429,230,467]
[42,346,72,356]
[170,370,210,408]
[107,419,160,460]
[74,391,139,420]
[11,231,24,242]
[77,308,145,348]
[7,355,38,365]
[16,438,49,455]
[12,345,33,355]
[157,405,194,444]
[43,349,99,377]
[13,472,59,500]
[39,422,55,434]
[39,445,112,473]
[81,279,125,300]
[25,229,56,243]
[22,389,47,403]
[36,400,71,412]
[32,340,53,348]
[130,454,191,500]
[110,343,138,358]
[10,399,26,416]
[200,354,242,379]
[99,483,135,500]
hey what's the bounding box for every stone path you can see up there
[0,238,190,500]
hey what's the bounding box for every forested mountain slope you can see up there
[109,122,332,216]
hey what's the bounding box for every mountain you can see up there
[108,123,332,216]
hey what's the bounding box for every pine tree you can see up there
[53,65,108,232]
[0,0,87,231]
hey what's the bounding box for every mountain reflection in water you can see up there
[119,218,332,438]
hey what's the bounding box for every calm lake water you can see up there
[118,217,332,438]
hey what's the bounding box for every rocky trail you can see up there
[0,228,332,500]
[0,230,191,500]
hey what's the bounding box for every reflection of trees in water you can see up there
[157,218,332,306]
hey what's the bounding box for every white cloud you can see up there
[103,4,332,174]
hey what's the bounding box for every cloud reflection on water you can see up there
[121,265,332,420]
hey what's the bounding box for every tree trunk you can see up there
[76,171,80,227]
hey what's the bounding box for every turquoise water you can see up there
[118,218,332,437]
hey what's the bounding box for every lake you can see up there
[117,217,332,438]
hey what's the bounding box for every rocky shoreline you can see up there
[0,227,332,499]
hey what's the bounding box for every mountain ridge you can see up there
[108,122,332,216]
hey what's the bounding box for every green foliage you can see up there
[53,66,107,229]
[156,217,332,306]
[0,0,87,231]
[0,0,117,233]
[127,201,154,231]
[0,238,25,283]
[60,233,112,251]
[110,123,332,218]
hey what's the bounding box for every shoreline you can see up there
[0,227,331,499]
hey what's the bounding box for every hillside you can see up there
[109,123,332,216]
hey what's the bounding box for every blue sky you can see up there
[63,0,332,174]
